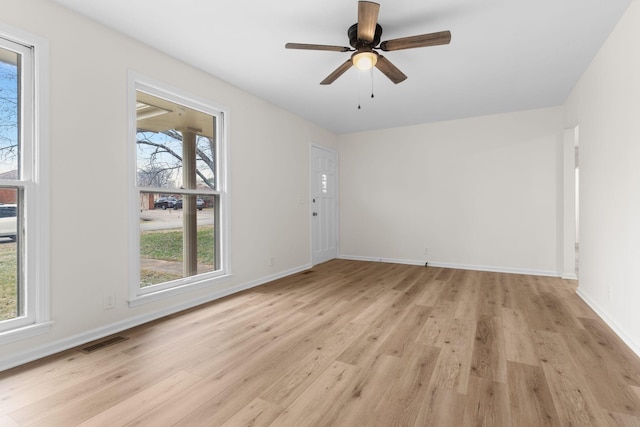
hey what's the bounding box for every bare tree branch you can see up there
[137,136,214,189]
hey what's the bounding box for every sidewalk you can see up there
[140,258,215,276]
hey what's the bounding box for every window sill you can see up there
[128,273,233,308]
[0,321,53,345]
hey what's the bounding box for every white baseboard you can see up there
[0,264,311,372]
[338,255,560,278]
[576,289,640,358]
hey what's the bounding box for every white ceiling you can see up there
[52,0,631,134]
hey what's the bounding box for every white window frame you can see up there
[0,25,51,344]
[128,72,231,306]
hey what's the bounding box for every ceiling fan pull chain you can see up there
[371,67,375,98]
[358,69,362,109]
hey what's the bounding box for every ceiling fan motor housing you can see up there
[348,23,383,48]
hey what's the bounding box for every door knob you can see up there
[312,212,318,216]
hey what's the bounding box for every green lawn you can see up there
[140,225,215,264]
[0,242,17,321]
[140,225,215,287]
[140,229,184,262]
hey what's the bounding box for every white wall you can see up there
[338,107,564,276]
[564,0,640,355]
[0,0,336,369]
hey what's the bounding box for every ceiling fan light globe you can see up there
[352,51,378,70]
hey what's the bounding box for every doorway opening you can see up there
[575,128,580,277]
[562,126,579,280]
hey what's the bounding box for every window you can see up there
[130,76,229,304]
[0,28,49,342]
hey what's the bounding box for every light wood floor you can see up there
[2,260,640,426]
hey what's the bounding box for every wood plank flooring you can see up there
[2,260,640,426]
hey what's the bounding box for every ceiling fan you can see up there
[285,1,451,85]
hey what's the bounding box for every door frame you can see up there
[309,143,339,266]
[561,126,578,279]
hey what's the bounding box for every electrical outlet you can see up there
[269,256,274,267]
[424,247,429,255]
[104,292,116,310]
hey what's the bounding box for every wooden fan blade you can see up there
[375,55,407,84]
[357,1,380,42]
[380,30,451,51]
[320,60,353,85]
[285,43,351,52]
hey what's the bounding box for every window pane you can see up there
[0,49,20,178]
[0,188,21,321]
[136,92,216,191]
[195,135,216,190]
[139,192,216,288]
[134,85,225,297]
[136,129,183,190]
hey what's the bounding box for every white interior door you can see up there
[311,145,337,265]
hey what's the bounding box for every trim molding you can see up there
[576,288,640,358]
[0,263,311,372]
[338,255,560,277]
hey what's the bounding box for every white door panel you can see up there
[311,146,337,265]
